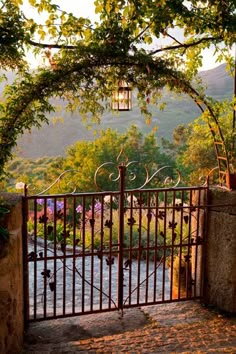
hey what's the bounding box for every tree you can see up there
[62,126,172,191]
[0,0,235,177]
[3,126,172,192]
[0,1,27,69]
[174,99,235,184]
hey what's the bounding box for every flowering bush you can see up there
[27,194,192,261]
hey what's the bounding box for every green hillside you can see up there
[6,64,234,159]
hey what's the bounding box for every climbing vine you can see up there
[0,1,235,181]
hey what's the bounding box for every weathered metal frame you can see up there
[22,156,209,323]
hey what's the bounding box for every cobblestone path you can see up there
[23,301,236,353]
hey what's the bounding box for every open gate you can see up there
[22,159,208,323]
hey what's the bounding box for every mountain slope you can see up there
[5,64,234,158]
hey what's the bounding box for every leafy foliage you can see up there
[0,1,27,69]
[0,0,235,178]
[170,99,236,184]
[27,190,193,263]
[4,126,174,192]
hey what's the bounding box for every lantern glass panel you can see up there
[112,86,132,111]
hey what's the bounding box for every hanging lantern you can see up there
[112,81,132,111]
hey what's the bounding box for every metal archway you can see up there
[175,77,231,189]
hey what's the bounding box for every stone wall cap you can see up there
[209,188,236,214]
[0,193,23,207]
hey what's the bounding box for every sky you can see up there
[22,0,96,19]
[21,0,233,71]
[21,0,98,67]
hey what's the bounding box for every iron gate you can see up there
[22,162,208,322]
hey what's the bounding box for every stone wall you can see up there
[205,189,236,313]
[0,193,24,354]
[0,189,235,354]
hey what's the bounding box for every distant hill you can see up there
[1,64,234,159]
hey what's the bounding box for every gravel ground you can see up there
[22,301,236,353]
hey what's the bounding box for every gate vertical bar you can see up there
[118,164,126,310]
[201,186,209,300]
[22,190,29,328]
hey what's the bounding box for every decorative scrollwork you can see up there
[94,147,182,191]
[139,165,181,189]
[24,169,80,196]
[94,161,118,191]
[22,148,183,195]
[200,166,219,187]
[116,146,129,166]
[94,157,148,192]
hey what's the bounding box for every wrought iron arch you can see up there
[177,77,231,189]
[0,56,232,189]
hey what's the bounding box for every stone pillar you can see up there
[205,189,236,313]
[191,188,208,299]
[0,193,24,354]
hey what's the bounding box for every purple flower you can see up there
[37,198,64,212]
[76,204,83,213]
[94,201,102,213]
[37,198,44,205]
[56,201,64,211]
[47,199,54,209]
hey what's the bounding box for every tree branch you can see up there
[163,31,183,46]
[131,23,153,43]
[27,39,78,49]
[149,36,222,56]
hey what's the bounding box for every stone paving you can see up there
[22,301,236,353]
